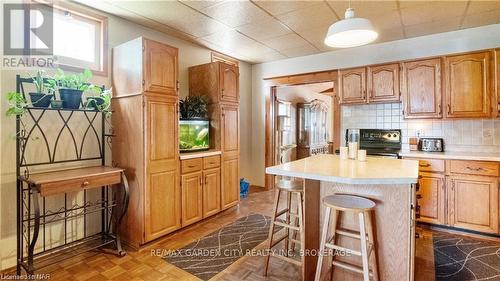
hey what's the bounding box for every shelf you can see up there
[25,107,100,113]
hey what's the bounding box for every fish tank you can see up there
[179,119,210,152]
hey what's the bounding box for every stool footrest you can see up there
[270,252,302,266]
[273,221,300,231]
[332,260,373,276]
[275,208,290,217]
[325,243,361,256]
[336,228,368,240]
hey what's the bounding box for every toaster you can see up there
[418,138,444,152]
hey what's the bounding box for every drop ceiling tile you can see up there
[179,0,225,11]
[202,1,273,28]
[369,10,403,31]
[400,2,467,26]
[246,51,287,63]
[466,1,500,14]
[295,26,329,46]
[461,10,500,29]
[199,29,259,51]
[236,18,292,41]
[114,1,227,37]
[262,33,311,50]
[275,2,338,32]
[327,1,398,17]
[404,17,462,38]
[280,44,319,57]
[252,0,319,16]
[237,42,278,58]
[398,1,429,9]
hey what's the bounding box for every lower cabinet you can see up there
[180,155,222,227]
[181,171,203,227]
[221,156,240,210]
[447,175,498,234]
[418,172,446,225]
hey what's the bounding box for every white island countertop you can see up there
[266,154,419,185]
[399,150,500,162]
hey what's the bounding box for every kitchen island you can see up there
[266,154,419,281]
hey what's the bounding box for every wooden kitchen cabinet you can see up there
[418,172,446,225]
[339,67,366,104]
[367,63,400,103]
[203,168,221,217]
[222,156,240,209]
[221,104,240,154]
[189,61,239,104]
[181,172,203,227]
[402,58,443,119]
[447,175,498,234]
[144,39,178,95]
[444,51,492,118]
[495,49,500,117]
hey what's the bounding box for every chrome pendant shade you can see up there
[324,8,378,48]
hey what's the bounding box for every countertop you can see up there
[179,150,221,160]
[399,151,500,162]
[266,154,419,185]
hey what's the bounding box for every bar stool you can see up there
[263,179,304,276]
[315,194,379,281]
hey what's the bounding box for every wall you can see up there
[251,23,500,187]
[0,3,253,270]
[341,103,500,152]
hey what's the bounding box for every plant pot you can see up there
[59,89,83,109]
[29,92,53,108]
[50,100,63,109]
[86,97,104,110]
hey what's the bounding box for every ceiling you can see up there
[75,0,500,64]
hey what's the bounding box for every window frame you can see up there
[50,2,108,76]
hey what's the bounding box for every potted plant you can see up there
[179,95,209,119]
[6,92,28,117]
[85,88,112,117]
[29,70,53,108]
[47,68,100,109]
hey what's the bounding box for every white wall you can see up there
[0,4,253,270]
[250,24,500,187]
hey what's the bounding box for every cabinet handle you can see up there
[466,166,484,171]
[188,165,195,168]
[221,88,225,97]
[419,163,431,167]
[447,104,451,115]
[176,80,180,91]
[438,104,442,114]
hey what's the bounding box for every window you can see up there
[52,3,107,75]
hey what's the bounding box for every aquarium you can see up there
[179,119,210,152]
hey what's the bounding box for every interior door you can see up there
[402,58,442,119]
[144,39,178,95]
[367,63,400,103]
[444,51,492,118]
[181,172,203,226]
[448,175,498,234]
[203,168,221,217]
[417,173,445,225]
[144,95,180,242]
[219,63,239,103]
[339,67,366,104]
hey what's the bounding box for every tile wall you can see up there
[341,103,500,152]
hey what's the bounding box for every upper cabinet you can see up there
[496,49,500,117]
[189,62,239,104]
[339,67,366,104]
[144,39,179,95]
[367,63,400,103]
[402,58,442,119]
[444,51,492,118]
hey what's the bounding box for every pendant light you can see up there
[324,4,378,48]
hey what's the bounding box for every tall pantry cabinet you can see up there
[112,37,180,248]
[189,62,240,210]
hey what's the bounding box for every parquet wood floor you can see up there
[4,187,437,281]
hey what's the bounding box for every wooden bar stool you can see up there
[315,194,379,281]
[264,179,304,276]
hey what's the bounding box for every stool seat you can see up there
[277,179,303,192]
[322,194,375,212]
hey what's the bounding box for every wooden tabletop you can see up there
[20,166,124,185]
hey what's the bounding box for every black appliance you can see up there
[345,129,402,158]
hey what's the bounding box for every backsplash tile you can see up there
[341,103,500,153]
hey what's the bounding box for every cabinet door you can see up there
[448,175,498,234]
[144,96,180,241]
[402,58,442,119]
[444,52,492,118]
[367,63,400,103]
[221,157,239,210]
[203,168,221,218]
[221,104,239,154]
[143,39,178,95]
[181,172,203,226]
[496,49,500,117]
[219,63,239,103]
[339,67,366,104]
[417,173,445,225]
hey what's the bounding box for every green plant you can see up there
[47,68,101,93]
[86,88,112,117]
[179,95,208,119]
[5,92,29,116]
[32,69,47,93]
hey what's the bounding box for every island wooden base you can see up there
[302,179,415,281]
